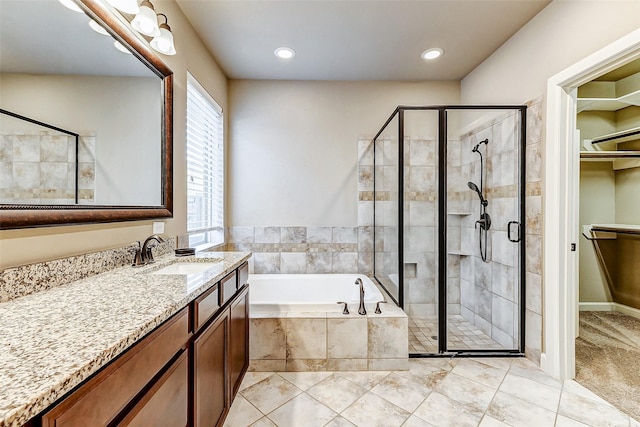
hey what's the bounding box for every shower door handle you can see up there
[508,221,521,242]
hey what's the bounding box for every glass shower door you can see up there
[445,108,524,352]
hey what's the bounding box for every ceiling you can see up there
[175,0,551,81]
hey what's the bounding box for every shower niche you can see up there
[373,106,526,356]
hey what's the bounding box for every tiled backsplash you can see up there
[0,238,174,303]
[224,226,372,274]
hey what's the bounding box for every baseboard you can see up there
[579,302,640,319]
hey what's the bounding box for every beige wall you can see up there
[227,80,460,226]
[1,74,161,205]
[0,0,227,269]
[461,0,640,104]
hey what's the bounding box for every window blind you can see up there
[186,73,223,246]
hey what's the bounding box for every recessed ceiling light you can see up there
[421,48,444,60]
[274,47,295,60]
[89,20,109,36]
[59,0,83,12]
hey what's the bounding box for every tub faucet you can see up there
[133,234,165,267]
[355,278,366,315]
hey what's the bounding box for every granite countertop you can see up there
[0,251,251,427]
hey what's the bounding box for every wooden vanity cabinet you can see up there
[192,307,229,427]
[32,263,249,427]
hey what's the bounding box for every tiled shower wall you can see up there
[0,130,96,204]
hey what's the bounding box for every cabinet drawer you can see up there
[42,308,190,427]
[238,262,249,289]
[193,284,220,330]
[221,271,237,305]
[117,350,189,427]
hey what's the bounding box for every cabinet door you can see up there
[229,287,249,399]
[193,309,229,427]
[117,351,189,427]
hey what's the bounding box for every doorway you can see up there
[543,28,640,380]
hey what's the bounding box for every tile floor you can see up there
[223,357,639,427]
[409,315,503,353]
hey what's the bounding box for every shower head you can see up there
[467,181,488,206]
[471,138,489,153]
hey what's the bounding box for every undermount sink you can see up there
[150,262,221,275]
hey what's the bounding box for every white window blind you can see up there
[186,73,224,247]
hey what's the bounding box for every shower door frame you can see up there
[372,105,527,357]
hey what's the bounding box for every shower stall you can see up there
[372,105,526,356]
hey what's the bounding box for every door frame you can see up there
[542,28,640,379]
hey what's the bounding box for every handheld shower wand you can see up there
[467,181,488,206]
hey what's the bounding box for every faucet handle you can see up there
[336,302,350,315]
[132,241,144,267]
[374,300,388,314]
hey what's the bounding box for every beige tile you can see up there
[368,316,408,358]
[368,358,409,371]
[240,371,274,391]
[486,391,556,427]
[326,359,368,371]
[401,415,436,427]
[285,359,327,371]
[250,318,286,359]
[325,416,357,427]
[435,372,496,412]
[341,392,411,427]
[328,317,368,358]
[561,380,613,405]
[240,374,302,414]
[222,396,263,427]
[286,318,327,359]
[250,417,277,427]
[478,415,511,427]
[558,390,630,427]
[508,358,562,389]
[336,370,390,390]
[267,393,337,427]
[451,359,507,389]
[249,359,286,372]
[370,373,431,412]
[395,360,452,389]
[498,373,561,412]
[307,375,368,413]
[413,391,482,427]
[278,371,332,390]
[555,415,593,427]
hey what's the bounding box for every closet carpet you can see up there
[575,311,640,421]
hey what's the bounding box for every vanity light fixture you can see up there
[131,0,161,37]
[59,0,83,13]
[114,40,132,54]
[421,48,444,60]
[105,0,140,15]
[274,47,295,60]
[150,14,176,55]
[89,19,110,36]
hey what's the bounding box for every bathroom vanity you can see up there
[0,252,251,427]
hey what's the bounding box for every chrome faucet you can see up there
[355,278,366,315]
[133,234,165,267]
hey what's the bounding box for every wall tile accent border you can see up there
[0,238,174,303]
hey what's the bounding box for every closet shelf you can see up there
[589,127,640,145]
[582,224,640,240]
[580,151,640,160]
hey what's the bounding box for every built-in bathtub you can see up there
[248,273,408,372]
[250,274,383,313]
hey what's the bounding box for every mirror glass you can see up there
[0,0,172,227]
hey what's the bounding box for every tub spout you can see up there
[355,278,366,315]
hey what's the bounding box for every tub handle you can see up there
[336,301,350,315]
[374,300,388,314]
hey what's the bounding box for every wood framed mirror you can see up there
[0,0,173,229]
